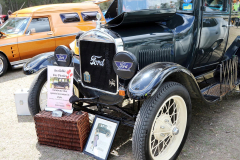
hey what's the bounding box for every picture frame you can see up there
[83,115,120,160]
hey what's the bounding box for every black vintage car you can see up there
[51,78,70,89]
[96,123,111,137]
[24,0,240,159]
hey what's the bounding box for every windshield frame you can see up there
[117,0,195,14]
[0,17,31,35]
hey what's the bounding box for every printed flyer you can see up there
[46,66,74,113]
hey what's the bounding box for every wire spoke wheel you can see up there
[132,82,191,160]
[149,96,187,159]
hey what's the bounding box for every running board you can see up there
[201,56,239,102]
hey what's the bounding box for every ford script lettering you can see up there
[90,55,105,66]
[56,54,67,62]
[115,61,133,71]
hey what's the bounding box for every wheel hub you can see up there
[153,114,179,141]
[0,59,3,72]
[172,127,179,135]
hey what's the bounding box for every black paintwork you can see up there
[106,9,176,28]
[23,0,240,104]
[23,52,56,75]
[127,62,202,100]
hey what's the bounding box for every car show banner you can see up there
[46,66,74,113]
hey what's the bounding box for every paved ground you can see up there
[1,69,240,160]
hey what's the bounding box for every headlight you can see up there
[54,45,72,67]
[112,51,138,80]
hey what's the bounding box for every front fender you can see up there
[127,62,202,100]
[23,52,56,75]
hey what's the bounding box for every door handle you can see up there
[47,32,53,35]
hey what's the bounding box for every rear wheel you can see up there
[132,82,192,160]
[28,68,82,116]
[0,54,8,77]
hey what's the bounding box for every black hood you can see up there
[105,8,176,28]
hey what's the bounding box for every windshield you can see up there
[0,17,30,35]
[121,0,194,12]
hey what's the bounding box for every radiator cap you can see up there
[54,45,72,67]
[113,51,138,80]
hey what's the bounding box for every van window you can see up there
[60,13,80,23]
[81,12,98,21]
[26,18,51,33]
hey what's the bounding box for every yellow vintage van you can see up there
[0,2,105,76]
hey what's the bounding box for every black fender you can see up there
[23,52,56,75]
[127,62,203,100]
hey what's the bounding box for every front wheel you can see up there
[28,69,48,116]
[0,53,8,77]
[132,82,192,160]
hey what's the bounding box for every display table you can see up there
[34,111,90,151]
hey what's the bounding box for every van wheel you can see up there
[132,82,192,160]
[0,54,8,77]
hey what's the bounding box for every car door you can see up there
[193,0,230,71]
[17,17,55,60]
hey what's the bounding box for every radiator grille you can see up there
[138,46,174,69]
[80,40,117,93]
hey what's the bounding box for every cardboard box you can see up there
[14,89,31,115]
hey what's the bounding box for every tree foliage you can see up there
[0,0,112,15]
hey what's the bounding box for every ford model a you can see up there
[24,0,240,159]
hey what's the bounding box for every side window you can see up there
[81,12,98,21]
[204,0,227,11]
[203,18,218,27]
[60,13,80,23]
[26,17,51,33]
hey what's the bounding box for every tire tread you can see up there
[132,82,190,160]
[28,69,47,116]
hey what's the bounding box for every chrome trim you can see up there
[0,33,78,47]
[0,42,18,47]
[78,29,124,95]
[12,63,24,69]
[10,58,31,65]
[18,33,78,44]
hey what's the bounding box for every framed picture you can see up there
[83,115,120,160]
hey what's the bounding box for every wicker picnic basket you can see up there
[34,111,90,152]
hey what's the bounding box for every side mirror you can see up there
[26,28,36,35]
